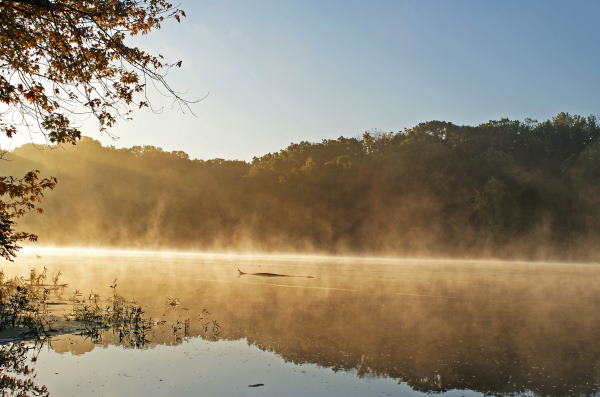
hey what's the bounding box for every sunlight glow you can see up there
[18,245,594,266]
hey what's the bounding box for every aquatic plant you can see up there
[0,270,51,336]
[0,268,221,395]
[198,309,221,340]
[66,282,157,348]
[171,318,190,343]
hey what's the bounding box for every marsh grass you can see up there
[0,269,62,396]
[0,269,53,337]
[0,267,220,395]
[198,308,221,340]
[65,284,160,348]
[0,268,219,346]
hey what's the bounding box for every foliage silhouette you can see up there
[0,340,48,397]
[0,173,56,260]
[7,113,600,260]
[0,265,220,395]
[0,0,188,259]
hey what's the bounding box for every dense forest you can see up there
[3,112,600,260]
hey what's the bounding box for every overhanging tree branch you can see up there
[0,0,190,259]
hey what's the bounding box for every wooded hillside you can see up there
[5,113,600,260]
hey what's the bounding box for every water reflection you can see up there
[0,340,49,397]
[3,251,600,396]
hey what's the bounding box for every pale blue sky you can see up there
[7,0,600,160]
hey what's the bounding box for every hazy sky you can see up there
[5,0,600,160]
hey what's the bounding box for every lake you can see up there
[2,248,600,396]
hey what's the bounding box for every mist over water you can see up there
[2,249,600,396]
[2,0,600,395]
[4,114,600,396]
[5,113,600,262]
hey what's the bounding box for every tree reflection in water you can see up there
[0,340,48,397]
[0,269,220,396]
[4,257,600,397]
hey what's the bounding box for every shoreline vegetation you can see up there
[0,267,206,345]
[0,265,220,396]
[5,113,600,261]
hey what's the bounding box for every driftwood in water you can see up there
[237,268,314,279]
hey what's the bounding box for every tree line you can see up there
[5,112,600,260]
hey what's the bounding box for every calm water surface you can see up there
[3,249,600,397]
